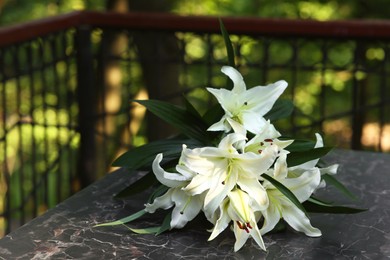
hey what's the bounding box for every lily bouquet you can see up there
[97,21,364,252]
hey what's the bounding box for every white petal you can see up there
[152,154,184,188]
[241,111,268,134]
[207,115,231,132]
[245,80,288,116]
[283,203,322,237]
[273,152,288,179]
[238,145,278,178]
[314,133,324,148]
[279,168,321,202]
[208,199,231,241]
[226,117,247,136]
[276,140,294,150]
[182,173,211,195]
[217,133,246,152]
[206,87,235,115]
[175,164,196,179]
[260,195,281,235]
[319,164,339,175]
[233,222,250,252]
[170,189,203,229]
[144,189,174,213]
[227,189,252,222]
[221,66,246,93]
[180,147,222,175]
[237,177,269,211]
[204,167,237,217]
[248,222,266,251]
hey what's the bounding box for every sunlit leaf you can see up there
[126,226,161,234]
[94,209,146,227]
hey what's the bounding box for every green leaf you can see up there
[135,99,210,143]
[283,138,315,152]
[322,174,358,201]
[156,211,172,235]
[286,147,333,167]
[126,226,161,234]
[94,209,147,227]
[304,197,367,214]
[112,138,199,168]
[115,172,157,198]
[219,18,235,69]
[183,96,203,120]
[219,18,235,90]
[262,174,309,217]
[264,99,294,121]
[202,103,224,126]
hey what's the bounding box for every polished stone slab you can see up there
[0,149,389,259]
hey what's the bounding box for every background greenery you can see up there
[1,0,390,25]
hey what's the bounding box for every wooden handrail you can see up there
[1,11,390,47]
[0,12,83,47]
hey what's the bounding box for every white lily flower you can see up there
[288,133,339,189]
[181,133,278,221]
[144,153,203,229]
[245,120,294,154]
[261,154,322,237]
[207,66,288,135]
[209,189,266,252]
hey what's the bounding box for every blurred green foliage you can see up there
[1,0,389,27]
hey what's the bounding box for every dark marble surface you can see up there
[0,149,389,259]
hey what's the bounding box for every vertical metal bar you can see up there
[38,38,50,210]
[319,40,328,134]
[206,34,214,104]
[351,41,365,150]
[50,35,62,205]
[261,38,269,85]
[26,43,38,218]
[75,26,97,187]
[13,45,25,226]
[1,49,12,235]
[206,34,213,106]
[62,31,74,196]
[290,39,298,136]
[97,28,107,172]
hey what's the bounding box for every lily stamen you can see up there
[236,221,250,233]
[180,197,192,215]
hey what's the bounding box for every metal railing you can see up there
[0,11,389,235]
